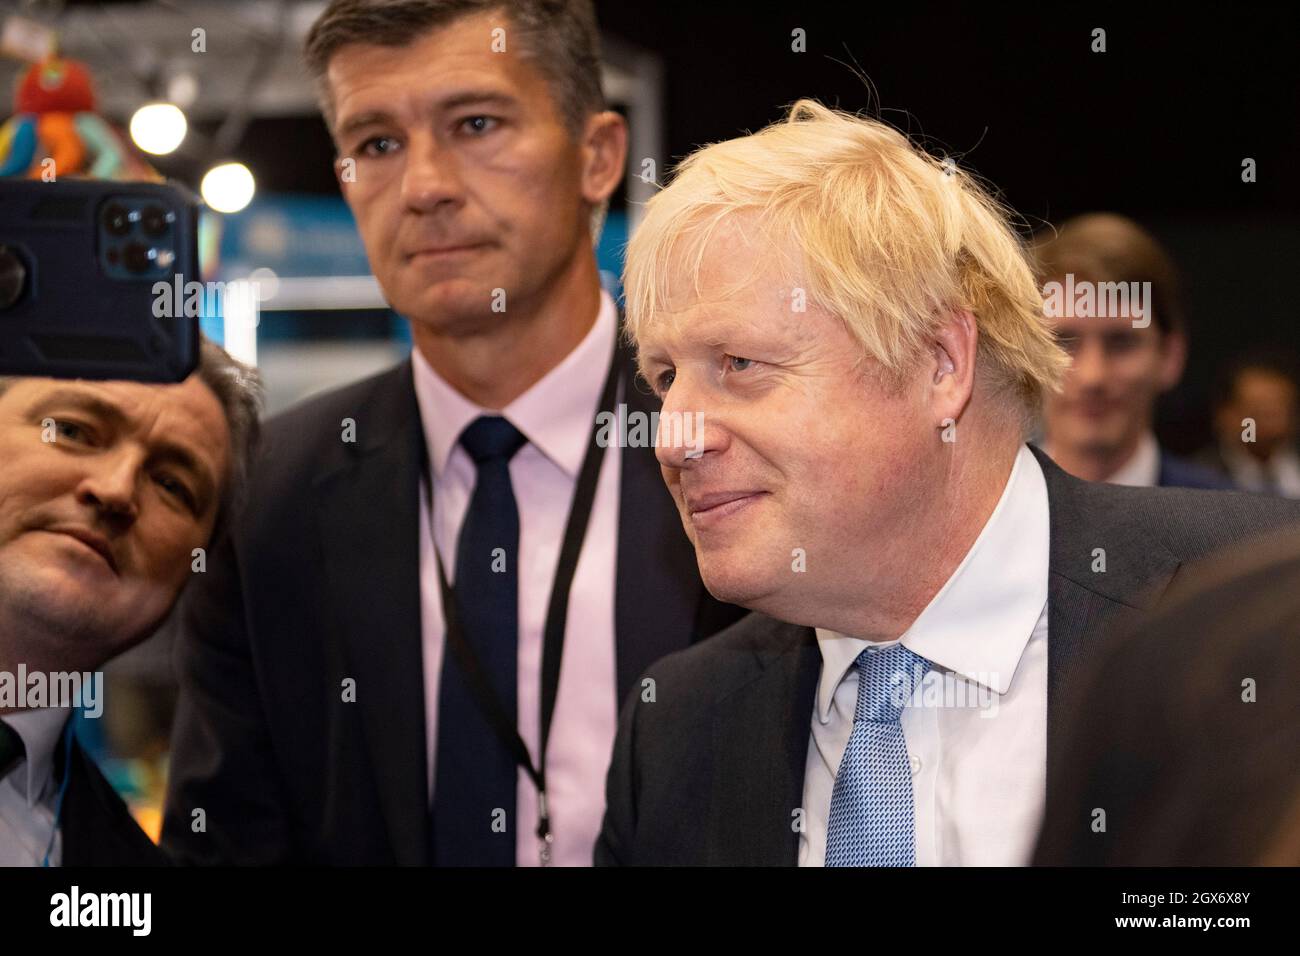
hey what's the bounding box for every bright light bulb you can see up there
[201,162,256,214]
[129,103,187,155]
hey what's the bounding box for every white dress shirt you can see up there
[799,444,1050,866]
[0,708,68,866]
[1219,443,1300,497]
[413,291,621,867]
[1106,430,1161,487]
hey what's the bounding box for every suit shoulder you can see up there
[637,610,803,693]
[248,360,414,489]
[1086,480,1300,561]
[261,360,412,448]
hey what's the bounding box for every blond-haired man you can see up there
[596,101,1300,866]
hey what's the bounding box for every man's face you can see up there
[0,376,229,669]
[1043,306,1183,457]
[635,221,938,619]
[327,11,597,333]
[1219,368,1298,460]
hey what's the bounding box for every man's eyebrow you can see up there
[437,90,517,111]
[335,110,397,141]
[26,389,128,428]
[335,91,518,140]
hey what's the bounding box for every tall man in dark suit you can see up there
[0,340,260,865]
[597,99,1300,866]
[162,0,740,866]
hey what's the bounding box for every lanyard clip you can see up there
[537,791,554,867]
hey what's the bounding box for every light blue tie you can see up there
[825,644,932,867]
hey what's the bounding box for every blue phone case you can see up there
[0,178,201,383]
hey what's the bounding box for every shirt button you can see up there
[909,754,922,776]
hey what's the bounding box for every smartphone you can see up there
[0,178,202,383]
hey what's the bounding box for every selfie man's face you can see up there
[327,10,612,333]
[636,221,937,619]
[1044,307,1183,458]
[0,377,229,669]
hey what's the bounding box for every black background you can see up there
[107,0,1300,451]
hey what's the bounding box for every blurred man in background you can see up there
[1200,354,1300,497]
[164,0,741,867]
[0,340,260,865]
[1033,213,1230,489]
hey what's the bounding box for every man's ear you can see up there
[579,110,628,206]
[1157,328,1188,392]
[929,308,979,426]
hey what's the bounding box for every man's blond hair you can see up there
[623,100,1068,420]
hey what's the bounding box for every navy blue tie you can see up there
[432,416,527,866]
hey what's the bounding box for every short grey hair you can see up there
[194,337,263,545]
[0,338,263,546]
[303,0,606,137]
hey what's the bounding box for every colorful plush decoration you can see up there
[0,56,159,180]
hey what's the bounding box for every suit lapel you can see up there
[614,351,707,704]
[708,619,820,865]
[1031,446,1183,800]
[60,736,162,866]
[315,360,429,864]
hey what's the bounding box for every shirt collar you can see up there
[1108,430,1161,487]
[813,443,1050,722]
[411,289,617,479]
[0,708,71,807]
[1222,442,1300,478]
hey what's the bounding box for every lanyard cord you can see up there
[423,332,626,849]
[41,714,75,867]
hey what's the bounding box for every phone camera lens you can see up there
[103,203,131,236]
[141,205,171,238]
[123,242,155,274]
[0,245,26,308]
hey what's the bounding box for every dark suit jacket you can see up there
[1158,448,1235,490]
[595,445,1300,865]
[162,351,744,865]
[58,734,165,866]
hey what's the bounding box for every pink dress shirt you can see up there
[412,292,621,866]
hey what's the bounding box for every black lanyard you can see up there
[423,332,625,865]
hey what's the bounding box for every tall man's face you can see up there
[327,10,617,334]
[635,219,943,621]
[0,377,229,671]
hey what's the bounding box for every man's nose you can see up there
[400,133,466,212]
[75,451,141,526]
[655,370,722,470]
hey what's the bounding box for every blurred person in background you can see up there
[163,0,742,867]
[1034,527,1300,865]
[0,340,260,865]
[1033,213,1231,489]
[1199,353,1300,497]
